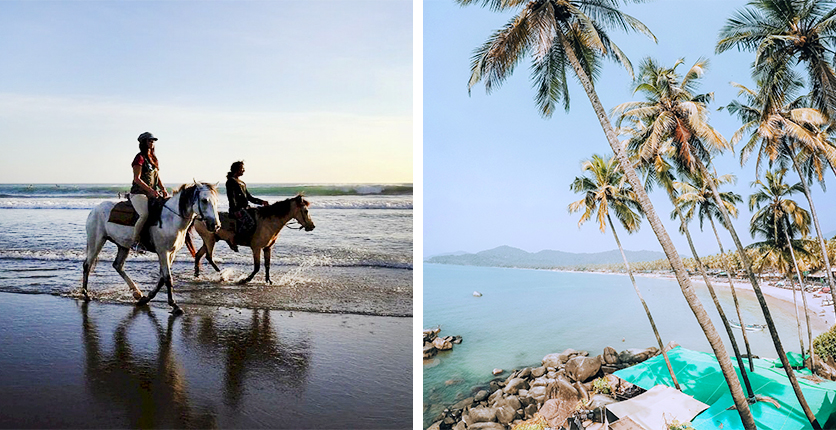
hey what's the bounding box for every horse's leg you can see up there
[113,246,144,300]
[238,248,262,285]
[137,276,165,306]
[82,233,107,301]
[194,243,207,277]
[162,252,183,315]
[204,239,221,273]
[263,245,273,285]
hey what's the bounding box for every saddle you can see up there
[218,208,258,247]
[108,197,167,251]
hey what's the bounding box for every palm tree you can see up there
[717,0,836,119]
[675,171,756,372]
[613,57,819,427]
[569,154,680,389]
[749,168,816,363]
[723,79,836,315]
[460,2,756,424]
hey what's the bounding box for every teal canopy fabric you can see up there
[613,347,836,429]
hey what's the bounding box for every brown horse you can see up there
[192,194,315,284]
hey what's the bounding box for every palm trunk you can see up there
[784,218,816,370]
[696,158,820,428]
[672,204,755,399]
[556,33,755,429]
[787,273,807,356]
[708,216,755,372]
[608,214,681,390]
[788,146,836,315]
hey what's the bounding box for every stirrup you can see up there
[130,242,147,254]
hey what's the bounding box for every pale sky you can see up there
[424,0,836,257]
[0,0,412,184]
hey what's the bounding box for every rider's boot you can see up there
[131,238,147,254]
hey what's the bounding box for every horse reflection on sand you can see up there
[80,302,311,427]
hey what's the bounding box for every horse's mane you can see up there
[173,182,218,217]
[257,193,309,219]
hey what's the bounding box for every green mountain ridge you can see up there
[425,245,667,269]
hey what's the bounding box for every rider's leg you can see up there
[129,194,149,252]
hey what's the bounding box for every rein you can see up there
[160,190,209,221]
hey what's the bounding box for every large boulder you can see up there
[524,403,538,419]
[602,346,619,364]
[464,407,497,425]
[538,397,575,429]
[618,347,659,364]
[547,377,578,402]
[531,366,546,378]
[504,378,529,395]
[564,355,602,383]
[474,390,489,402]
[517,367,532,379]
[542,353,563,369]
[528,386,548,405]
[453,422,467,430]
[451,397,474,412]
[505,395,522,411]
[423,328,441,342]
[433,337,453,351]
[423,344,437,359]
[496,405,517,424]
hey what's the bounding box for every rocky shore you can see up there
[426,345,664,430]
[424,328,463,359]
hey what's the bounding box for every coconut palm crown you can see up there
[569,153,643,232]
[461,0,656,117]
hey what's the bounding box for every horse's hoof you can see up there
[137,296,150,306]
[82,293,91,302]
[170,306,184,316]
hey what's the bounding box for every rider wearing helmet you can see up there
[129,132,169,252]
[225,160,268,251]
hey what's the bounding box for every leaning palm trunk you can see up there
[783,220,816,370]
[556,34,756,429]
[708,216,755,372]
[786,274,807,356]
[608,215,680,390]
[788,147,836,315]
[673,205,755,399]
[696,158,820,428]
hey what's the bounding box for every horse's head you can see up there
[292,194,315,232]
[185,182,220,232]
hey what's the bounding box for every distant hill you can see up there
[425,245,667,269]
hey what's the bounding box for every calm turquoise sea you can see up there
[423,263,824,427]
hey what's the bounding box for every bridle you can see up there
[161,186,213,221]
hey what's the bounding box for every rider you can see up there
[225,161,268,251]
[129,132,169,253]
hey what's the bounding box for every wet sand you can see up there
[0,292,411,429]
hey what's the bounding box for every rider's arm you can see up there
[156,175,169,198]
[132,164,160,198]
[245,189,268,206]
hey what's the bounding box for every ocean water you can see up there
[0,183,412,315]
[423,263,827,427]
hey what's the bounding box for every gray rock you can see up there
[489,381,501,392]
[503,378,529,395]
[496,405,517,424]
[433,337,453,351]
[518,367,532,379]
[427,421,441,430]
[530,376,548,387]
[602,346,619,364]
[531,366,546,378]
[542,353,563,368]
[474,390,489,402]
[465,407,497,424]
[618,347,658,364]
[505,395,522,411]
[488,389,503,404]
[468,423,507,430]
[528,385,547,404]
[453,422,467,430]
[565,355,602,383]
[450,397,474,412]
[423,345,437,359]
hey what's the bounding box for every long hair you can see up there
[139,140,159,168]
[227,161,244,179]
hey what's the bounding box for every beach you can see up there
[0,292,412,429]
[0,184,413,429]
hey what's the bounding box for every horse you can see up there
[192,194,315,285]
[82,182,220,314]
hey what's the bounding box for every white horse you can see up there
[82,182,220,314]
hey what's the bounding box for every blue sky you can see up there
[0,1,412,184]
[423,0,836,257]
